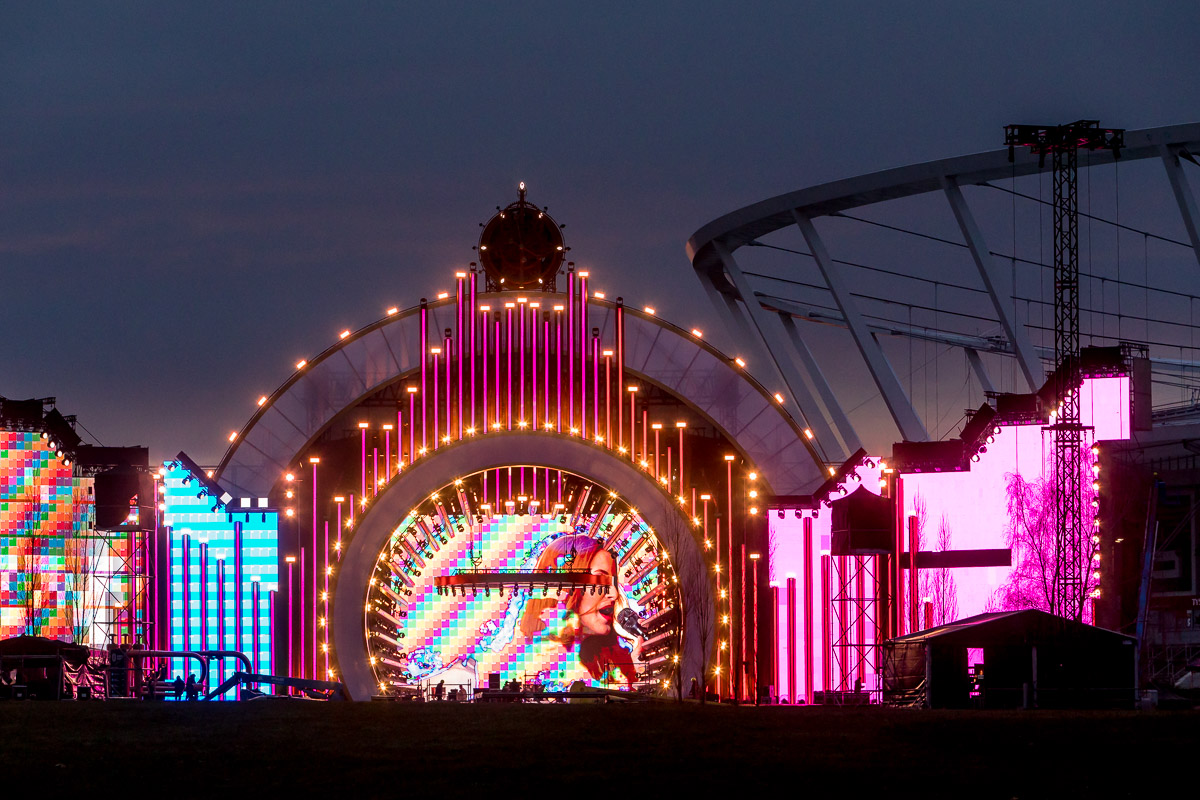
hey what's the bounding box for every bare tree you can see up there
[993,446,1099,620]
[922,516,959,626]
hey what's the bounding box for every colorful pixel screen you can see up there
[367,469,679,696]
[0,430,98,641]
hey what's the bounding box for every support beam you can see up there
[1159,145,1200,270]
[777,312,861,455]
[792,212,928,442]
[712,241,838,461]
[943,180,1041,390]
[964,348,996,395]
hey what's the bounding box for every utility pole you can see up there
[1004,121,1124,620]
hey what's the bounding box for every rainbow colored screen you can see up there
[0,430,99,641]
[366,469,680,696]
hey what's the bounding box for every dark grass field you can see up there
[1,701,1195,796]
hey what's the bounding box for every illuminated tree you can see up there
[993,446,1098,621]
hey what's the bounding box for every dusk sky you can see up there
[4,2,1199,465]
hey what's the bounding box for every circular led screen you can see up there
[365,466,682,696]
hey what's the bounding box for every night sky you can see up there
[4,2,1199,465]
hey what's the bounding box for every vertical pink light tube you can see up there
[741,542,747,700]
[252,580,260,673]
[234,522,243,656]
[555,310,563,431]
[494,319,501,429]
[786,575,798,703]
[667,447,672,493]
[432,349,440,449]
[217,558,225,696]
[200,543,208,653]
[311,461,318,681]
[616,300,624,453]
[715,519,722,701]
[324,520,330,679]
[372,447,378,496]
[267,590,275,686]
[286,561,293,678]
[856,556,866,683]
[580,272,588,438]
[568,271,575,429]
[530,305,538,428]
[444,332,452,443]
[182,533,190,652]
[299,547,305,680]
[519,301,526,423]
[629,390,636,461]
[408,391,416,460]
[481,307,490,429]
[908,515,920,633]
[360,426,366,503]
[726,458,734,690]
[420,301,428,449]
[543,316,551,426]
[592,335,599,439]
[384,428,391,481]
[642,409,648,464]
[803,516,814,703]
[821,553,831,693]
[470,271,477,430]
[457,275,465,439]
[335,498,343,558]
[604,352,612,447]
[505,305,513,429]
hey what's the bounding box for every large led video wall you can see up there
[0,430,100,641]
[367,468,680,695]
[768,375,1132,703]
[161,460,279,686]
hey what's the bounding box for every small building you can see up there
[882,609,1137,709]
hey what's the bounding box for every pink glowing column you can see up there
[803,516,814,703]
[786,575,798,704]
[741,543,747,700]
[267,591,275,688]
[359,423,367,498]
[457,272,465,439]
[855,556,866,684]
[252,579,260,673]
[481,305,490,429]
[603,349,612,446]
[372,447,378,496]
[494,319,501,428]
[580,271,589,438]
[505,303,514,429]
[407,387,417,460]
[568,270,575,430]
[518,298,527,425]
[531,302,539,429]
[383,424,392,482]
[616,299,625,453]
[310,457,319,681]
[444,332,452,444]
[298,547,305,680]
[420,299,428,449]
[285,556,294,678]
[431,348,440,449]
[592,333,600,440]
[217,557,226,697]
[628,386,638,461]
[470,270,477,430]
[182,533,191,652]
[555,306,564,431]
[821,553,832,693]
[908,514,920,632]
[543,314,551,427]
[715,518,722,701]
[323,520,329,679]
[234,522,243,656]
[200,542,208,653]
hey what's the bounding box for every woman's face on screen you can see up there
[577,549,617,636]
